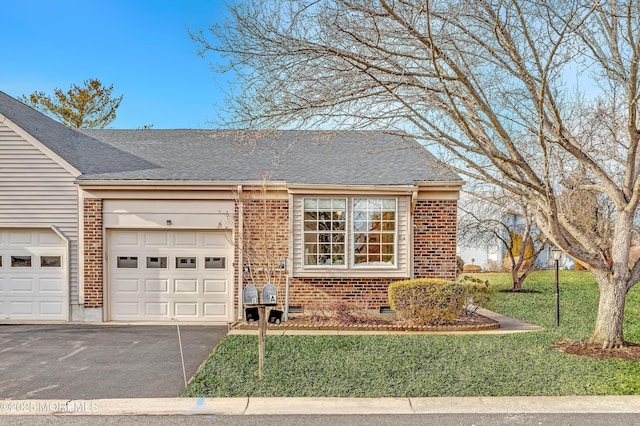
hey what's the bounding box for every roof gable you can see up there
[0,90,155,175]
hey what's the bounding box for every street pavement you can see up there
[1,396,640,417]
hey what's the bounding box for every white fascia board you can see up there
[0,115,81,177]
[415,180,465,189]
[77,180,288,191]
[286,184,416,195]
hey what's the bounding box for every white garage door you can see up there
[108,230,233,322]
[0,229,68,320]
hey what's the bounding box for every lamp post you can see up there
[551,247,562,327]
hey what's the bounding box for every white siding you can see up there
[292,195,410,278]
[0,123,78,304]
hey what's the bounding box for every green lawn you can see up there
[183,270,640,397]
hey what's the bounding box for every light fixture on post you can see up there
[551,247,562,327]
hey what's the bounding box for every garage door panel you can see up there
[40,278,65,293]
[38,231,63,246]
[145,279,169,293]
[113,279,141,293]
[175,279,198,293]
[204,303,227,316]
[174,232,198,247]
[8,301,35,315]
[9,278,35,293]
[204,279,227,294]
[175,302,198,317]
[145,302,169,316]
[40,301,65,315]
[113,301,141,316]
[8,231,32,246]
[113,231,140,246]
[145,233,169,247]
[203,233,228,248]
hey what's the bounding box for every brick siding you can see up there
[83,199,103,308]
[235,196,459,314]
[413,199,458,280]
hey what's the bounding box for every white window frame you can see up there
[351,198,398,269]
[302,197,398,270]
[303,198,348,268]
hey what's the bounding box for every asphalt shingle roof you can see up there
[78,129,461,185]
[1,90,460,186]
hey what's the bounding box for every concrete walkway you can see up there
[228,307,544,336]
[2,396,640,416]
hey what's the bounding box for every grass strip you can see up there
[183,271,640,397]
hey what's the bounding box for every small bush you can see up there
[462,264,482,273]
[305,300,377,325]
[456,256,465,274]
[388,278,466,324]
[458,275,493,315]
[485,260,507,272]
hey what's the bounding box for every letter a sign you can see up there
[262,283,277,305]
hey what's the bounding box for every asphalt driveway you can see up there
[0,324,227,399]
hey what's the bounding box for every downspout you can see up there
[284,258,290,321]
[237,184,244,321]
[410,188,418,279]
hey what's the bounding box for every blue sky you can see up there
[1,0,231,129]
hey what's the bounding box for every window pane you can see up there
[205,257,226,269]
[303,198,346,266]
[382,199,396,209]
[176,257,196,269]
[11,256,31,267]
[304,198,318,209]
[41,256,62,267]
[353,198,396,266]
[117,256,138,268]
[146,257,167,268]
[318,199,332,209]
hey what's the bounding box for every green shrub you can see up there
[458,275,493,315]
[462,264,482,273]
[388,278,466,324]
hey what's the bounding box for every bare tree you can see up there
[459,190,547,291]
[193,0,640,349]
[234,174,288,306]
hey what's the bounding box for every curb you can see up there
[2,396,640,416]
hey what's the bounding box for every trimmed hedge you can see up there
[462,264,482,273]
[388,278,466,324]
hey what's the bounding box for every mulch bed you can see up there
[551,340,640,360]
[232,312,500,332]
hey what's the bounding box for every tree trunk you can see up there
[511,269,522,291]
[590,274,628,349]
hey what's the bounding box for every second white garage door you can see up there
[108,230,233,322]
